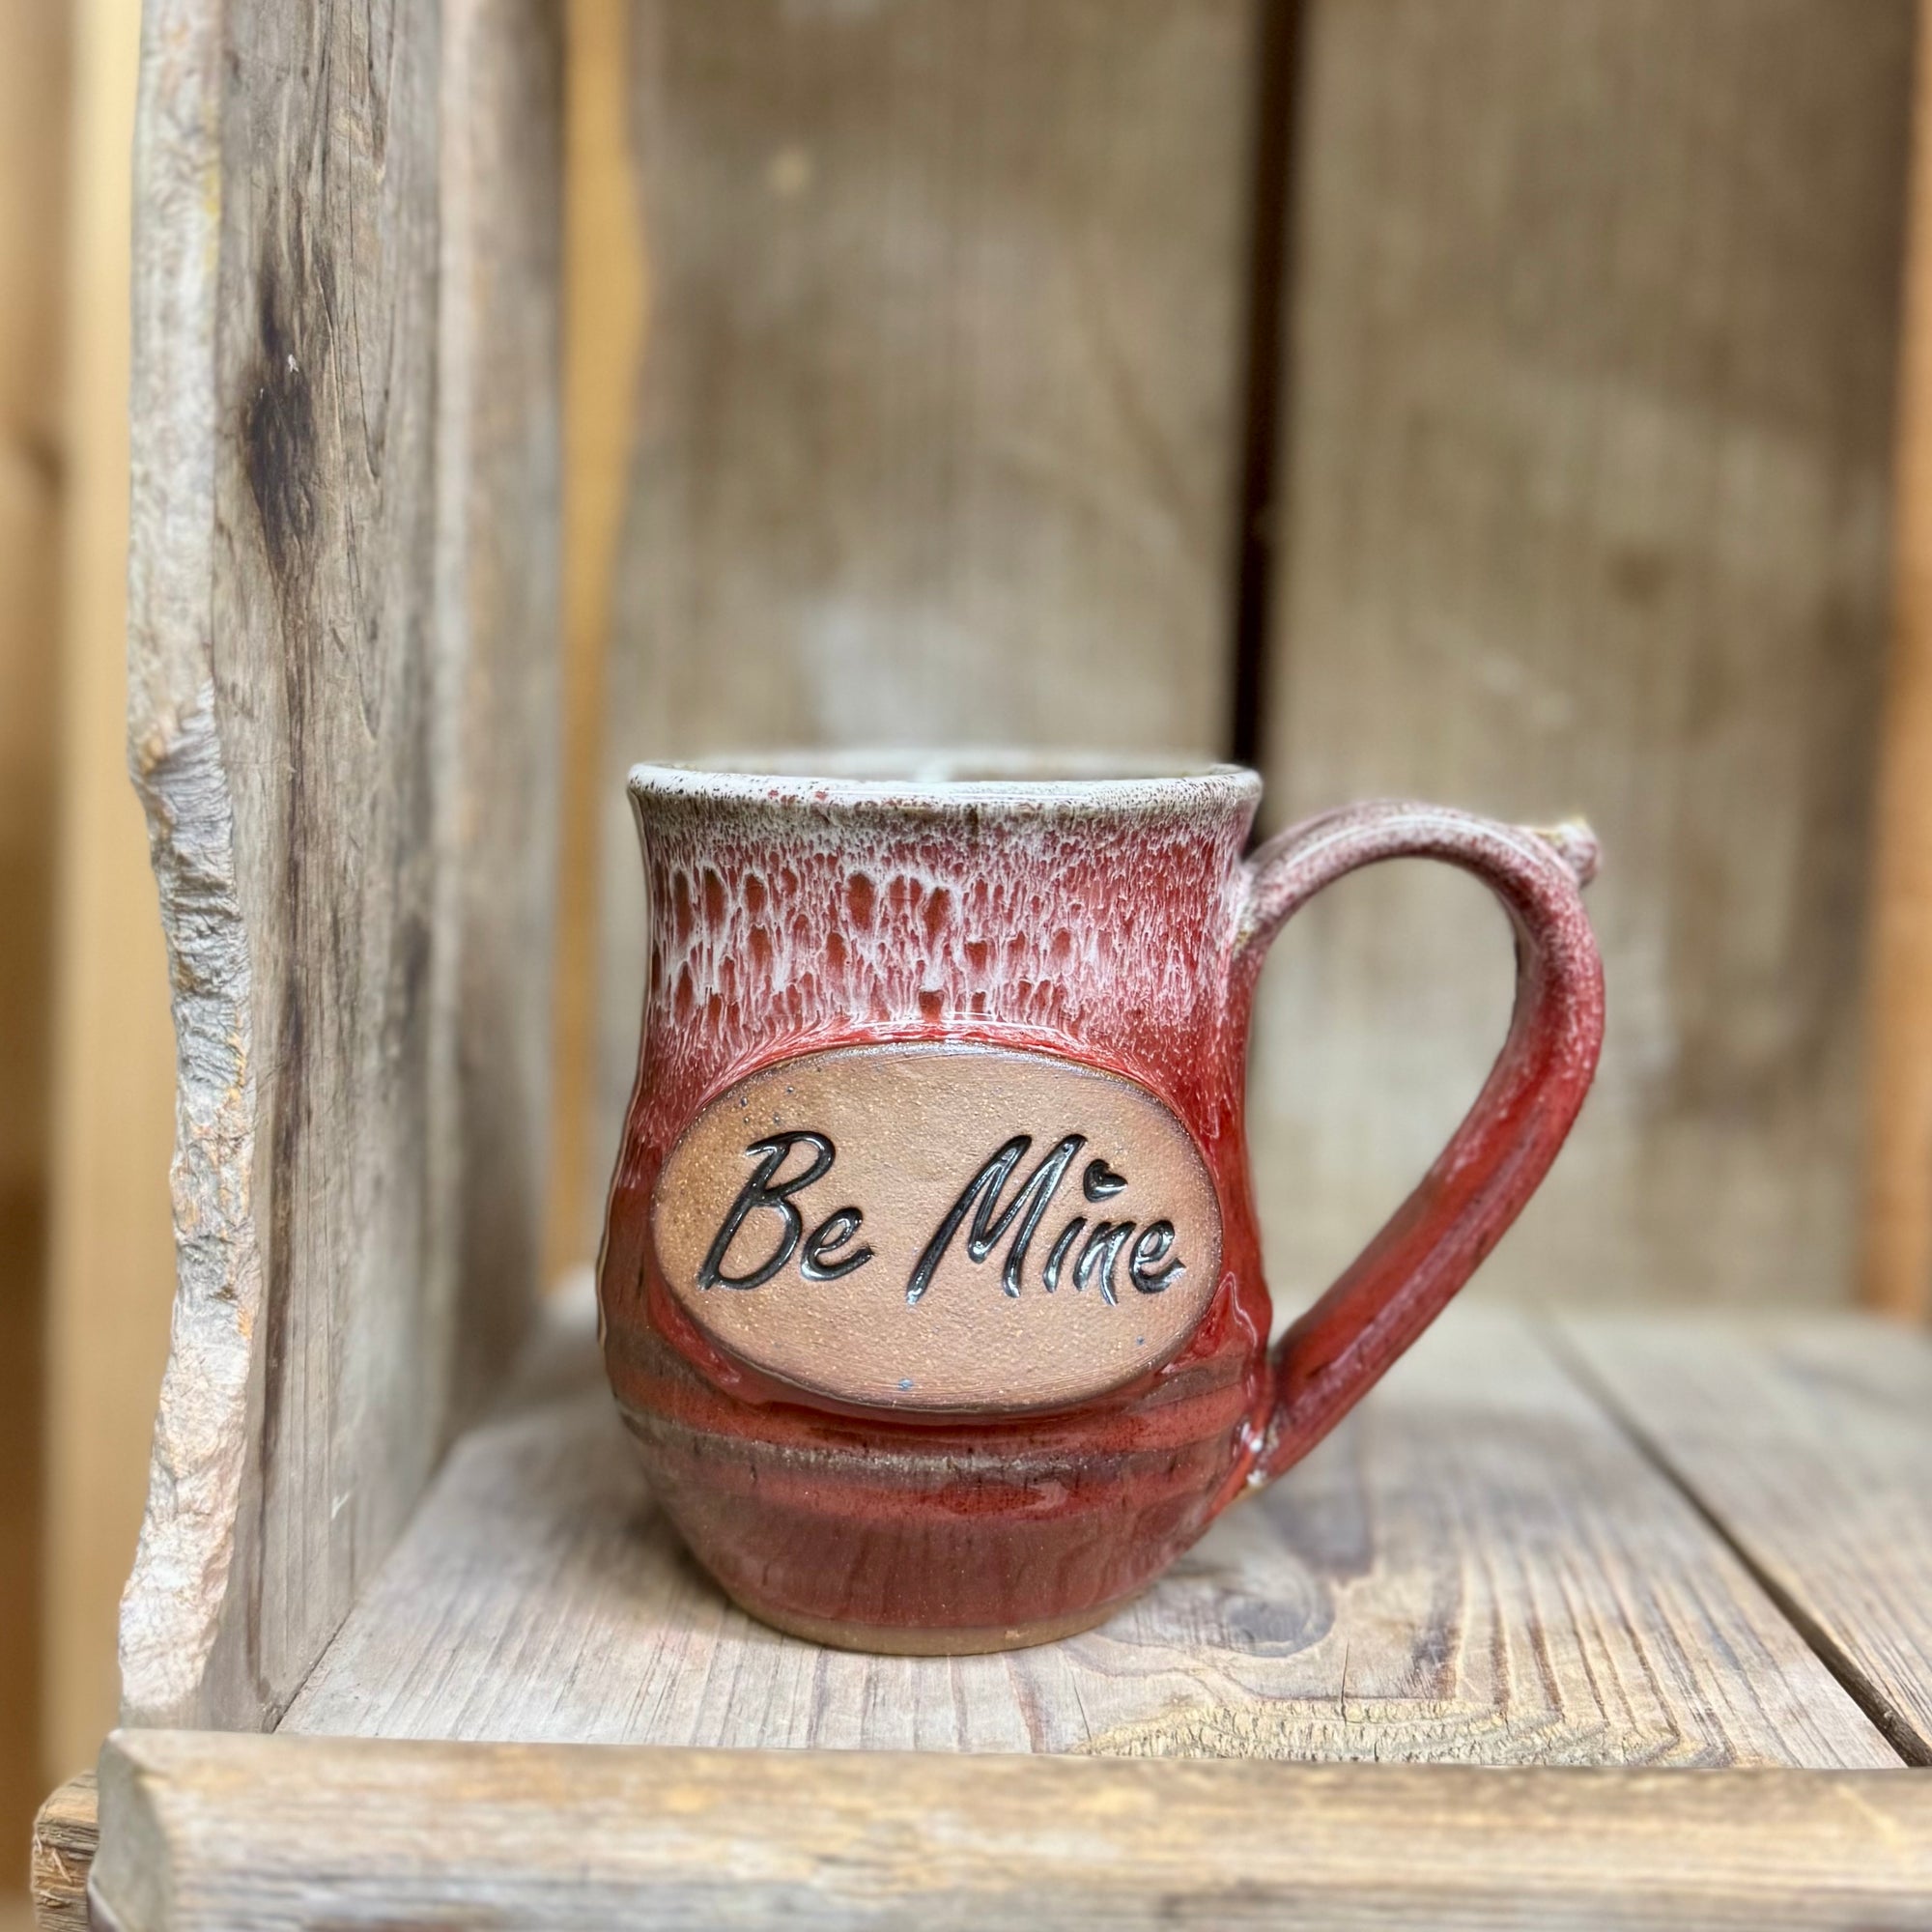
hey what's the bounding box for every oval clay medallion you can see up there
[653,1043,1223,1414]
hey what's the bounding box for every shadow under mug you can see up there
[598,754,1605,1653]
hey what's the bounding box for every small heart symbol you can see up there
[1083,1158,1127,1202]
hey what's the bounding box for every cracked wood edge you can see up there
[118,0,561,1731]
[29,1774,96,1932]
[116,0,254,1733]
[87,1728,1932,1932]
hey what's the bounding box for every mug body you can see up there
[598,754,1273,1651]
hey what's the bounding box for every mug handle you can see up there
[1230,801,1605,1486]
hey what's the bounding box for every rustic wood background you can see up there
[1254,0,1913,1311]
[568,0,1918,1324]
[592,0,1250,1176]
[6,0,1928,1897]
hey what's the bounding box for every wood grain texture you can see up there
[282,1296,1889,1767]
[117,0,436,1734]
[117,0,562,1733]
[593,0,1258,1202]
[28,1775,95,1932]
[1866,0,1932,1322]
[1251,0,1913,1313]
[437,0,565,1413]
[91,1728,1932,1932]
[1558,1313,1932,1766]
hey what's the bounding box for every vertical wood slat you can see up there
[591,0,1262,1206]
[440,0,566,1417]
[0,0,71,1863]
[1252,0,1914,1315]
[42,0,176,1784]
[1865,0,1932,1323]
[116,0,562,1734]
[545,0,648,1280]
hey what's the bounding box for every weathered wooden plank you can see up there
[592,0,1259,1206]
[1558,1314,1932,1765]
[282,1297,1889,1767]
[90,1729,1932,1932]
[118,0,561,1733]
[117,0,444,1734]
[437,0,565,1414]
[29,1774,95,1932]
[1865,0,1932,1322]
[1252,0,1913,1310]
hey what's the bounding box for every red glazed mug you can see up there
[599,754,1604,1652]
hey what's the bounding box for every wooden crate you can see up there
[39,0,1932,1924]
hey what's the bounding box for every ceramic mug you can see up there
[599,754,1604,1653]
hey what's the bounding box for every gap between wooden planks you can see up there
[1553,1314,1932,1768]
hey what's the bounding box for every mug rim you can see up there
[628,749,1262,812]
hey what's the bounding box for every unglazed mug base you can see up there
[717,1590,1127,1657]
[600,755,1605,1653]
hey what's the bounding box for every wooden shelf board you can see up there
[83,1731,1932,1932]
[48,1302,1932,1926]
[279,1298,1894,1769]
[1557,1312,1932,1763]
